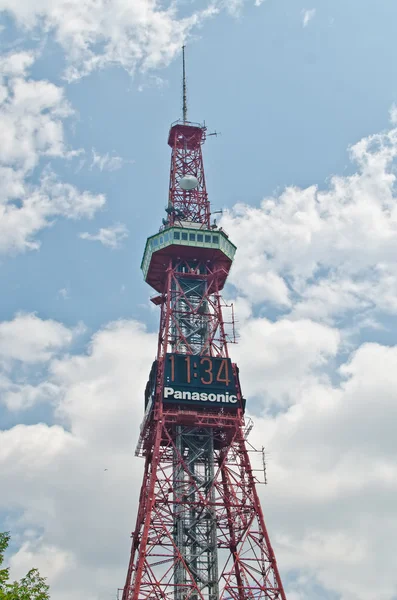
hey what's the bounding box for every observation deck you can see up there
[141,226,236,293]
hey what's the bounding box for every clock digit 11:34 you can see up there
[167,355,231,386]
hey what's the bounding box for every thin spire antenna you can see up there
[182,45,187,123]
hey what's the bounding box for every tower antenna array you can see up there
[182,45,188,123]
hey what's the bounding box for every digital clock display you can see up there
[163,354,240,411]
[163,353,240,409]
[164,353,236,391]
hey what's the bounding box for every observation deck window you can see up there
[181,232,188,241]
[212,236,219,244]
[197,234,203,242]
[205,235,211,243]
[189,233,196,241]
[174,231,180,240]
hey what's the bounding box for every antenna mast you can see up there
[182,45,187,123]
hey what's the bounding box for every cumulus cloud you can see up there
[249,341,397,600]
[0,314,83,411]
[0,0,219,80]
[0,171,105,254]
[218,110,397,597]
[0,318,157,599]
[234,317,339,407]
[0,51,105,255]
[9,542,76,586]
[0,50,70,171]
[0,312,396,600]
[0,380,60,411]
[79,223,129,248]
[222,117,397,327]
[0,313,75,365]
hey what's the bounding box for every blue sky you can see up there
[1,1,397,599]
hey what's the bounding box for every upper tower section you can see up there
[166,121,210,228]
[141,46,236,294]
[165,46,209,228]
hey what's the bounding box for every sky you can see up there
[1,0,397,599]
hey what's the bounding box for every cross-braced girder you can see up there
[122,411,286,600]
[157,259,230,361]
[167,123,210,228]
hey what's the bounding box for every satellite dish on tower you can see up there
[179,175,199,190]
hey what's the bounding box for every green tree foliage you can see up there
[0,533,50,600]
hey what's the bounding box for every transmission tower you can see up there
[121,47,287,600]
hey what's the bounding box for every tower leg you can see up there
[124,415,286,600]
[217,431,286,600]
[122,419,164,600]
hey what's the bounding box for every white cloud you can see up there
[221,0,244,17]
[9,542,76,585]
[0,380,59,411]
[137,74,167,92]
[0,314,396,599]
[0,50,71,172]
[222,118,397,326]
[248,341,397,600]
[0,319,157,599]
[0,50,35,77]
[302,8,316,27]
[79,223,129,248]
[90,148,133,172]
[0,51,106,255]
[0,313,75,364]
[0,313,83,412]
[234,317,339,406]
[0,0,219,81]
[214,110,397,598]
[0,170,106,254]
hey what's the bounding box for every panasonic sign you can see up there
[163,387,238,404]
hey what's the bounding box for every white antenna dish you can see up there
[179,175,198,190]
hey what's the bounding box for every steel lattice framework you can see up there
[121,118,287,600]
[167,124,210,228]
[156,257,230,359]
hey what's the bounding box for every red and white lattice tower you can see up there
[121,49,287,600]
